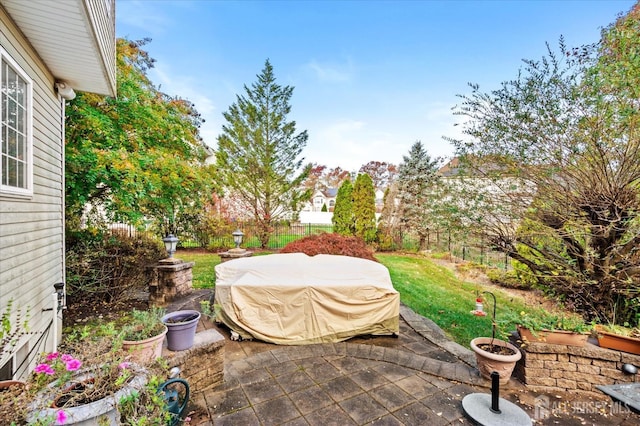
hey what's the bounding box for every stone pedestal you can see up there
[219,248,253,263]
[148,259,195,306]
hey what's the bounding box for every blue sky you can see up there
[116,0,635,171]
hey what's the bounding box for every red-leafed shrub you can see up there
[280,232,377,262]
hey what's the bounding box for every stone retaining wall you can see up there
[162,328,225,393]
[514,339,640,399]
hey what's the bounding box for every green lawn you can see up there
[376,253,536,346]
[176,251,220,289]
[177,250,547,347]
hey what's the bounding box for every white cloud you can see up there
[302,104,461,172]
[305,59,354,82]
[306,119,404,171]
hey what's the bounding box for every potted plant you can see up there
[470,292,522,385]
[595,323,640,355]
[121,308,167,364]
[505,310,590,347]
[161,310,201,351]
[0,326,172,424]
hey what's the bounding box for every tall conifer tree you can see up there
[397,141,440,250]
[353,173,377,243]
[216,60,311,247]
[332,179,354,235]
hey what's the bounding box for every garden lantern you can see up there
[163,234,179,258]
[232,229,244,249]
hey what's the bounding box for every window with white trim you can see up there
[0,48,32,196]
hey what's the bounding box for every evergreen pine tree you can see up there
[397,141,440,250]
[353,173,377,243]
[332,179,354,235]
[216,60,311,248]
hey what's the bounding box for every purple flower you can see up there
[46,352,59,361]
[118,362,131,370]
[65,359,82,371]
[34,363,55,375]
[60,354,74,363]
[55,410,67,424]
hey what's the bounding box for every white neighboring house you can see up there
[301,187,386,214]
[302,188,339,212]
[436,157,534,231]
[0,0,116,380]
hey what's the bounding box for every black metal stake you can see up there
[490,371,501,414]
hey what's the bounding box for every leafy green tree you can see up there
[450,4,640,326]
[332,179,354,235]
[216,60,311,248]
[396,141,441,250]
[353,173,377,243]
[65,38,217,235]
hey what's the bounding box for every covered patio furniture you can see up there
[213,253,400,344]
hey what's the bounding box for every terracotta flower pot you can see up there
[122,326,167,364]
[517,326,588,347]
[470,337,521,385]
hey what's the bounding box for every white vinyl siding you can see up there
[0,7,64,379]
[0,47,32,196]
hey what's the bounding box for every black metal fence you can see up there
[111,222,510,269]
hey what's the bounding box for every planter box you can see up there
[517,326,588,347]
[595,326,640,355]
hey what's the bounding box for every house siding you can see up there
[85,0,117,94]
[0,7,64,378]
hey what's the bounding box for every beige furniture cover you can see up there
[213,253,400,345]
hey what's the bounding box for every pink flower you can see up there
[55,409,67,424]
[34,363,55,375]
[46,352,59,361]
[65,359,82,371]
[118,362,131,370]
[60,354,74,363]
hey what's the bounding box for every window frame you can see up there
[0,46,33,197]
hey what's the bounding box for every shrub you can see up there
[65,229,165,305]
[280,232,377,262]
[486,269,533,290]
